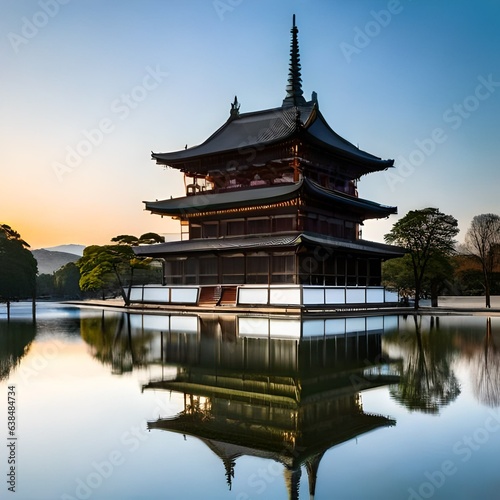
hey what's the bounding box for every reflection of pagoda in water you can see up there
[137,314,399,498]
[79,310,399,497]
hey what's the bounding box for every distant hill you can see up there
[32,249,80,275]
[42,244,85,256]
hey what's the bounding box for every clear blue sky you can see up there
[1,0,499,248]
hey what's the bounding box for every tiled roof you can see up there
[144,178,396,219]
[133,234,300,256]
[145,181,301,215]
[133,232,405,257]
[152,105,310,163]
[151,103,393,170]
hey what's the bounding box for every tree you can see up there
[77,233,164,305]
[382,254,415,303]
[452,254,485,296]
[423,253,456,307]
[54,262,81,299]
[0,224,38,318]
[463,213,500,308]
[384,208,459,309]
[36,274,55,298]
[383,252,455,306]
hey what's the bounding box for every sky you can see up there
[1,0,500,249]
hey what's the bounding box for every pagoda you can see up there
[132,16,403,309]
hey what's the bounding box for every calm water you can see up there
[1,302,500,500]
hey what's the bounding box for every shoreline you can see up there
[62,298,500,317]
[4,298,500,318]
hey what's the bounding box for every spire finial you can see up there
[282,14,306,107]
[229,95,240,119]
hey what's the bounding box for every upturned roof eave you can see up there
[151,135,298,169]
[151,105,303,167]
[300,108,394,173]
[144,180,303,215]
[304,178,397,219]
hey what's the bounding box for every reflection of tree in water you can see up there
[0,321,36,380]
[389,316,460,414]
[470,317,500,407]
[80,312,153,374]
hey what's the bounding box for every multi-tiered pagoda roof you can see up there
[133,16,402,307]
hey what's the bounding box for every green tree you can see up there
[463,213,500,308]
[54,262,81,299]
[384,208,459,309]
[383,252,455,306]
[36,274,56,298]
[0,224,38,317]
[423,253,456,307]
[77,233,164,305]
[382,254,414,304]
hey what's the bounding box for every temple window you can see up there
[247,254,270,284]
[335,257,346,286]
[226,219,245,236]
[330,219,343,238]
[368,259,382,286]
[357,259,368,286]
[165,258,185,285]
[221,256,245,284]
[190,223,202,239]
[346,257,357,286]
[271,254,295,283]
[345,221,356,240]
[248,217,271,235]
[203,222,219,238]
[199,256,218,284]
[274,215,296,232]
[185,257,198,284]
